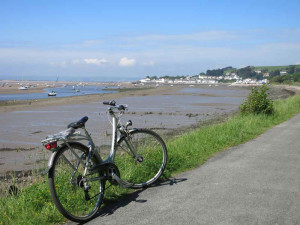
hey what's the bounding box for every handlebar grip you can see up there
[103,100,116,106]
[118,105,125,110]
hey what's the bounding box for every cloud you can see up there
[49,61,67,67]
[83,58,108,65]
[119,57,136,67]
[143,60,155,66]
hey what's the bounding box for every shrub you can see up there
[240,84,274,115]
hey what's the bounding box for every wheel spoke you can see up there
[115,129,167,188]
[48,144,104,222]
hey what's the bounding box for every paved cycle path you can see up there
[84,114,300,225]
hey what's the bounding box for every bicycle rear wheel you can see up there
[48,143,104,223]
[115,129,167,189]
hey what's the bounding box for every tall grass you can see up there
[1,95,300,225]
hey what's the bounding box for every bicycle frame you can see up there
[42,106,138,188]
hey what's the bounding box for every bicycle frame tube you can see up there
[107,111,118,162]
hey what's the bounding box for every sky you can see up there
[0,0,300,81]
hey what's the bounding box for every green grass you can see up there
[165,95,300,174]
[254,65,300,72]
[1,95,300,225]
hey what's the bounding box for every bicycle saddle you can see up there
[67,116,88,129]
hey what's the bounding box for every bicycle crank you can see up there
[111,172,133,188]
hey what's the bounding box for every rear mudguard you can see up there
[43,151,57,175]
[42,142,101,175]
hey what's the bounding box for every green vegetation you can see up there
[254,65,300,72]
[240,85,274,115]
[206,66,233,76]
[165,94,300,174]
[1,94,300,225]
[270,72,300,84]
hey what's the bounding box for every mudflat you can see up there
[0,84,296,175]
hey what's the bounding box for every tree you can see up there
[271,75,287,83]
[206,69,223,76]
[149,76,157,80]
[270,70,280,77]
[287,65,295,74]
[240,84,274,115]
[254,73,263,80]
[237,66,256,79]
[206,66,235,77]
[293,73,300,82]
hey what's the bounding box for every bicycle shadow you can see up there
[75,177,187,224]
[156,177,188,186]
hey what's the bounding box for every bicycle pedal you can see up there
[84,190,90,201]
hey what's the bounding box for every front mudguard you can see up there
[117,128,138,143]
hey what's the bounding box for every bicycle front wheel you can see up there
[115,129,168,189]
[48,143,104,223]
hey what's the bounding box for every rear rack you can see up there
[41,127,89,145]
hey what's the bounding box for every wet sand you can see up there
[0,84,296,175]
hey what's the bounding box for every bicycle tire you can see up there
[115,129,167,189]
[48,142,104,223]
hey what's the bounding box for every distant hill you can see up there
[254,65,300,72]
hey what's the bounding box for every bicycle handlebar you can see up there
[103,100,128,111]
[103,100,116,106]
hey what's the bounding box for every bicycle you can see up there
[41,100,168,222]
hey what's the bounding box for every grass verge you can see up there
[1,95,300,225]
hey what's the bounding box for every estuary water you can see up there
[0,85,116,101]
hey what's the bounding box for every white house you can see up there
[140,78,151,83]
[280,71,287,75]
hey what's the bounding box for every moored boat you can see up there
[48,91,56,96]
[18,86,28,90]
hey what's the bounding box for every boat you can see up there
[75,89,80,92]
[18,86,28,90]
[72,86,75,90]
[48,76,59,96]
[48,91,56,96]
